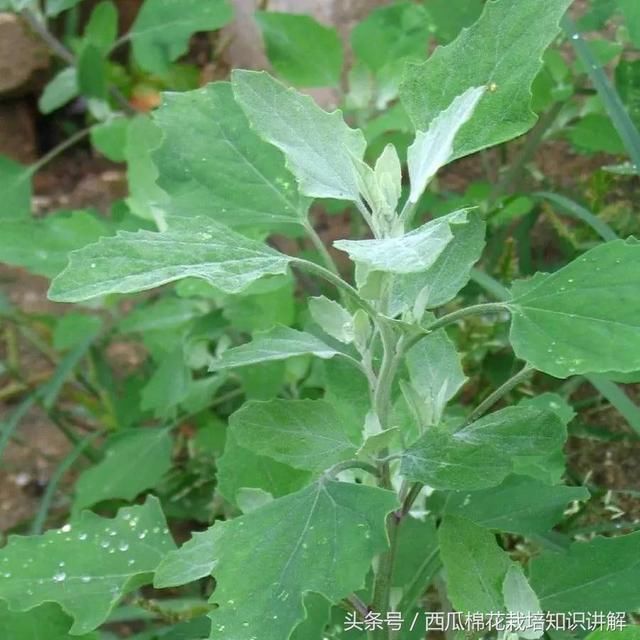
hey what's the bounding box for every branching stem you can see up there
[21,8,135,115]
[463,363,534,426]
[324,459,380,479]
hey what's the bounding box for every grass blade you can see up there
[534,191,618,242]
[30,430,103,534]
[586,374,640,435]
[562,15,640,170]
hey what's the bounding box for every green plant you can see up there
[2,1,640,639]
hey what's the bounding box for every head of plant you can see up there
[1,1,640,639]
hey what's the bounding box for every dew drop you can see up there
[78,533,88,541]
[53,572,66,583]
[61,524,72,533]
[118,542,129,552]
[81,576,91,583]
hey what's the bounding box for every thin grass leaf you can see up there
[0,394,37,460]
[30,431,103,535]
[470,268,511,301]
[562,15,640,171]
[40,335,96,409]
[586,374,640,435]
[535,192,618,242]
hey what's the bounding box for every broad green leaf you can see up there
[291,593,331,640]
[616,59,640,130]
[1,210,112,278]
[567,113,625,155]
[400,0,573,159]
[0,602,97,640]
[152,82,309,230]
[74,428,173,512]
[506,240,640,378]
[323,358,370,429]
[77,42,108,100]
[209,326,341,371]
[392,516,440,605]
[442,476,589,536]
[0,155,31,219]
[45,0,82,16]
[84,1,118,51]
[236,360,286,401]
[217,431,310,507]
[407,86,484,204]
[140,348,191,416]
[405,329,466,428]
[422,0,484,44]
[0,497,175,635]
[618,0,640,47]
[130,0,233,74]
[90,116,129,162]
[125,115,169,226]
[530,530,640,611]
[520,392,576,425]
[39,68,79,114]
[256,12,343,87]
[222,276,295,332]
[309,296,354,343]
[53,314,103,350]
[351,2,430,73]
[438,516,511,612]
[335,209,468,274]
[232,70,367,202]
[155,480,397,640]
[48,217,292,302]
[587,629,640,640]
[503,565,542,640]
[401,406,566,490]
[229,399,359,473]
[118,296,210,334]
[373,143,402,214]
[388,211,486,315]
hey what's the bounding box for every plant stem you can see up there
[21,8,135,115]
[398,197,417,228]
[356,200,376,234]
[324,459,380,479]
[427,302,508,332]
[293,258,379,318]
[399,302,509,359]
[347,594,369,617]
[303,221,340,277]
[30,126,92,174]
[397,548,441,615]
[492,101,563,199]
[369,323,402,639]
[31,430,103,534]
[464,364,534,426]
[21,7,74,64]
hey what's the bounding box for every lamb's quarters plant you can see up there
[3,0,640,639]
